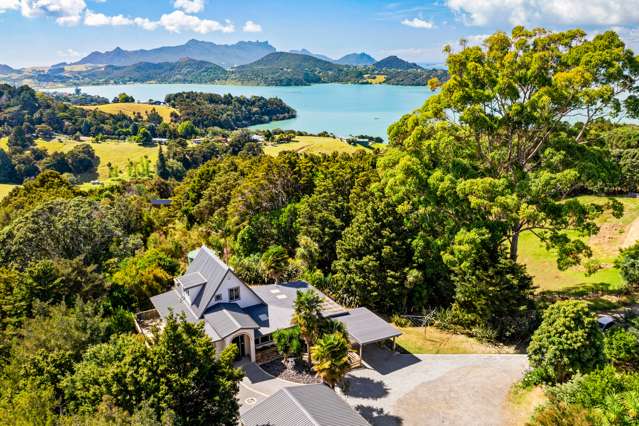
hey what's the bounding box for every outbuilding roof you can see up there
[336,307,401,345]
[240,384,370,426]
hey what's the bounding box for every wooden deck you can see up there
[348,351,362,368]
[135,309,164,342]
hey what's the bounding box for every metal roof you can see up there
[187,246,231,318]
[176,271,207,289]
[203,303,259,340]
[150,289,197,322]
[240,384,370,426]
[336,307,401,345]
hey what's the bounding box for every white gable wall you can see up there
[206,271,262,310]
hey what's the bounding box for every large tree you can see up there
[389,27,638,269]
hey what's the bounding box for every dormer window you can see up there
[214,294,222,302]
[229,287,240,302]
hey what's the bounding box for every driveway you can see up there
[238,361,292,414]
[339,346,529,426]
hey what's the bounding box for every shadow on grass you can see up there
[343,376,390,399]
[355,405,403,426]
[538,281,636,313]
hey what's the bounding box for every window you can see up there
[229,287,240,302]
[256,334,273,347]
[214,294,222,302]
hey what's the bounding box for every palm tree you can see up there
[311,332,350,389]
[260,245,289,283]
[292,290,324,356]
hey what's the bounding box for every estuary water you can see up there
[54,83,434,140]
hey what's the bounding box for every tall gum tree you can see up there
[389,27,639,269]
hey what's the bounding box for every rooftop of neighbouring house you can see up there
[240,384,370,426]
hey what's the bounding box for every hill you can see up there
[75,39,275,68]
[336,52,376,66]
[0,64,15,74]
[289,49,335,62]
[76,59,228,84]
[233,52,363,85]
[263,136,369,156]
[374,56,423,70]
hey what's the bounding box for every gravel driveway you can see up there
[339,346,529,426]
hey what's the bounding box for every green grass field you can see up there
[263,136,369,156]
[37,139,158,181]
[0,184,17,201]
[79,103,178,123]
[520,196,639,293]
[396,327,516,354]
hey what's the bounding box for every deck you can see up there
[135,309,164,341]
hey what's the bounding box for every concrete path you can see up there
[238,361,293,414]
[339,346,529,426]
[623,215,639,248]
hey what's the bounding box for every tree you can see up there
[65,144,99,175]
[136,127,153,146]
[156,145,170,180]
[310,332,350,389]
[177,120,196,139]
[292,290,324,354]
[615,243,639,288]
[272,326,303,366]
[528,301,605,383]
[0,149,18,183]
[604,328,639,369]
[113,93,135,103]
[259,245,289,284]
[389,27,638,269]
[8,125,33,152]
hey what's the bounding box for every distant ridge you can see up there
[237,52,341,71]
[75,39,276,68]
[0,64,16,74]
[289,49,335,63]
[335,53,376,66]
[373,55,423,70]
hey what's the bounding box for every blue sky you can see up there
[1,0,639,67]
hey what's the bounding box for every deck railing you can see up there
[134,309,163,342]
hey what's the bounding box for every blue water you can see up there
[52,83,434,140]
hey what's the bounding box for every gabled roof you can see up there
[176,271,207,289]
[241,384,370,426]
[203,303,259,340]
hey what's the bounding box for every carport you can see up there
[336,307,402,361]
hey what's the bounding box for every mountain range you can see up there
[0,64,15,74]
[288,49,377,66]
[74,39,276,69]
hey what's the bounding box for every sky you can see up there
[1,0,639,68]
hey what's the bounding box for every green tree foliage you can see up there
[113,93,135,103]
[272,326,303,362]
[259,245,290,284]
[310,332,350,389]
[110,249,180,309]
[615,243,639,288]
[292,290,324,353]
[389,27,637,269]
[443,228,536,340]
[156,145,170,180]
[64,144,100,175]
[166,92,296,130]
[528,301,605,383]
[135,127,153,146]
[0,148,19,183]
[604,328,639,369]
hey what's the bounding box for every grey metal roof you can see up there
[336,307,401,345]
[241,384,370,426]
[203,303,259,340]
[150,289,197,322]
[176,271,207,289]
[187,246,230,318]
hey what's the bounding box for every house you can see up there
[142,246,401,363]
[240,384,370,426]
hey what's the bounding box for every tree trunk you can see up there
[510,228,520,262]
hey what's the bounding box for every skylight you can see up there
[258,313,268,321]
[276,294,287,299]
[269,289,281,294]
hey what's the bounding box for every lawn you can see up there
[503,386,546,426]
[263,136,369,156]
[520,196,639,293]
[395,326,517,354]
[79,103,178,123]
[0,184,17,201]
[35,139,158,181]
[366,75,387,84]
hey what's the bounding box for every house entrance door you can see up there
[231,335,247,360]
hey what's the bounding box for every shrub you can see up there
[390,314,411,328]
[604,328,639,368]
[616,243,639,288]
[272,326,303,362]
[527,301,605,383]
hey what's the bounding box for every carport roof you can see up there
[336,307,401,345]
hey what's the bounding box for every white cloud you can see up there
[20,0,86,20]
[133,16,159,31]
[56,13,80,25]
[447,0,639,26]
[159,10,234,34]
[0,0,19,12]
[242,20,261,32]
[57,47,81,58]
[174,0,204,14]
[84,10,131,26]
[401,17,434,29]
